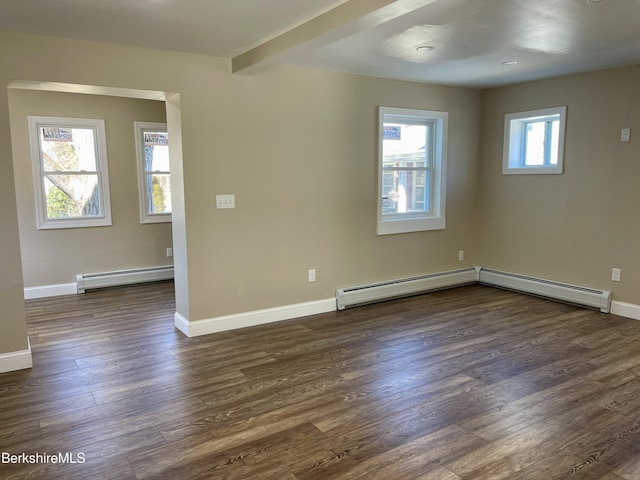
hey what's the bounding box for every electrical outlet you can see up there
[166,247,173,258]
[621,128,631,143]
[612,268,621,282]
[308,269,316,283]
[458,250,464,262]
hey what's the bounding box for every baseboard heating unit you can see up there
[478,268,611,313]
[336,267,479,310]
[76,265,174,294]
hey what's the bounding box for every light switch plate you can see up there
[216,194,235,209]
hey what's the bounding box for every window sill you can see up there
[502,165,563,175]
[37,217,112,230]
[141,214,172,224]
[377,215,445,235]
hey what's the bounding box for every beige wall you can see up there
[479,65,640,304]
[0,31,482,348]
[182,65,483,319]
[9,89,172,288]
[0,82,28,355]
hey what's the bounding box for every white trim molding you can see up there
[174,298,336,337]
[611,301,640,321]
[24,282,77,300]
[0,339,32,374]
[174,312,190,336]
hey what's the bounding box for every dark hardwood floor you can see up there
[2,281,640,479]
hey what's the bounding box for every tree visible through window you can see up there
[135,122,171,223]
[28,117,112,229]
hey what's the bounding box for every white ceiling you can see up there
[1,0,640,88]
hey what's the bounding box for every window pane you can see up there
[382,120,431,215]
[137,124,171,221]
[381,170,430,215]
[40,127,97,172]
[524,121,546,166]
[381,170,397,214]
[44,174,102,219]
[143,131,170,172]
[549,120,559,165]
[382,123,429,168]
[146,173,172,214]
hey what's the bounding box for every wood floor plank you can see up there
[502,453,621,479]
[413,466,463,479]
[613,454,640,479]
[153,422,330,480]
[3,282,640,479]
[444,421,570,479]
[293,425,485,480]
[459,375,607,442]
[0,455,138,480]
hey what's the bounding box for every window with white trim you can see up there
[134,122,171,223]
[28,116,112,229]
[378,106,447,235]
[503,106,567,175]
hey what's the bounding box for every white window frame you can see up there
[28,116,112,229]
[134,121,171,224]
[503,106,567,175]
[377,106,448,235]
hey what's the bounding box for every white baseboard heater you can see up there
[76,265,174,294]
[336,267,479,310]
[335,266,612,313]
[478,268,611,313]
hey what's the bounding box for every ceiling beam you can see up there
[231,0,437,74]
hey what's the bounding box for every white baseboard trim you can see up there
[174,298,336,337]
[0,338,32,374]
[174,312,190,336]
[611,301,640,321]
[24,283,77,300]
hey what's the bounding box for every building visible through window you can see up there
[378,106,447,235]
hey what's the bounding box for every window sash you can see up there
[28,116,111,229]
[135,121,171,223]
[522,117,559,167]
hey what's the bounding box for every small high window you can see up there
[503,106,567,175]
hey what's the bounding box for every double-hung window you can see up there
[134,122,171,223]
[28,116,112,229]
[503,106,566,174]
[378,106,447,235]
